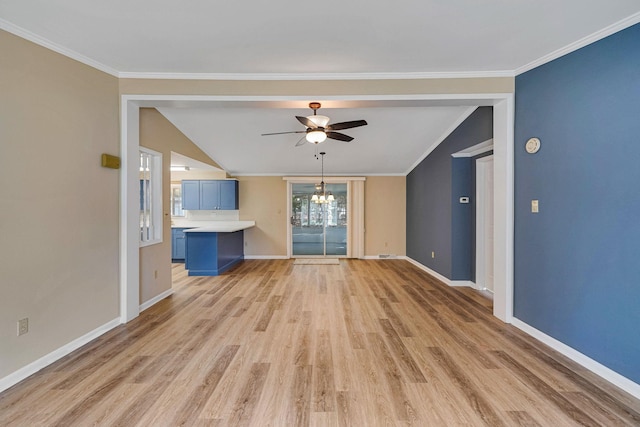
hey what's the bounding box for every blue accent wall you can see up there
[514,23,640,383]
[407,107,493,279]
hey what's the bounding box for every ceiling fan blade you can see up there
[326,120,367,131]
[326,131,354,142]
[296,116,317,129]
[294,136,307,147]
[261,130,306,136]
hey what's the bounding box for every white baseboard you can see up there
[403,256,454,286]
[0,317,121,393]
[139,289,174,312]
[244,255,289,260]
[367,256,640,399]
[451,280,476,288]
[511,318,640,400]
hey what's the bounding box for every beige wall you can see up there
[139,108,224,303]
[0,30,120,379]
[237,177,288,257]
[171,170,227,181]
[232,176,405,258]
[119,77,514,96]
[365,176,407,257]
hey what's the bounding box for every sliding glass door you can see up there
[291,183,347,257]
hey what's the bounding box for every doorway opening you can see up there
[291,182,348,257]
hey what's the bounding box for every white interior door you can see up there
[476,156,494,292]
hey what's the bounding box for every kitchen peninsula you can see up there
[181,221,255,276]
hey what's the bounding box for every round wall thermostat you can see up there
[525,137,541,154]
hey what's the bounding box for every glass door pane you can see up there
[292,183,347,257]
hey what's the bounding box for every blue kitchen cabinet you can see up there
[181,180,238,210]
[171,228,190,262]
[185,230,244,276]
[218,180,239,210]
[181,180,201,210]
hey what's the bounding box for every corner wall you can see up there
[139,108,223,304]
[0,30,120,379]
[406,107,493,279]
[514,23,640,383]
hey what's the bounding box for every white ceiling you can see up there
[2,1,639,175]
[159,103,475,175]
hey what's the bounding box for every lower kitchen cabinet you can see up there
[171,228,190,262]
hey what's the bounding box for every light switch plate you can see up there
[531,200,539,213]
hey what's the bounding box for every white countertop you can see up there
[179,220,256,233]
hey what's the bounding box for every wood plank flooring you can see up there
[1,259,639,426]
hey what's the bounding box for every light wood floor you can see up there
[1,260,639,426]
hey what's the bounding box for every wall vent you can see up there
[378,254,397,259]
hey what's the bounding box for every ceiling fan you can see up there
[261,102,367,146]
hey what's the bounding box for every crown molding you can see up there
[516,12,640,75]
[0,19,119,77]
[117,70,515,80]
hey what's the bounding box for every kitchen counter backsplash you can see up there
[172,209,240,227]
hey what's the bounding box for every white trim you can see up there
[138,146,163,247]
[0,318,120,393]
[120,93,514,348]
[139,289,174,312]
[0,19,119,77]
[476,155,495,294]
[124,93,512,105]
[118,70,515,80]
[492,98,514,323]
[236,172,406,177]
[511,318,640,400]
[451,138,494,158]
[404,106,478,175]
[244,255,289,259]
[451,280,476,288]
[285,177,364,258]
[516,12,640,75]
[403,256,453,286]
[120,99,141,323]
[282,176,367,182]
[286,180,293,259]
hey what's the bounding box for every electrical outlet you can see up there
[17,318,29,336]
[431,251,435,259]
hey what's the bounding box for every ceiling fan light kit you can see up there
[262,102,367,147]
[307,129,327,144]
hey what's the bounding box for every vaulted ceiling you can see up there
[2,1,638,174]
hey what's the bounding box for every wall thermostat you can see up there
[459,197,470,204]
[525,137,541,154]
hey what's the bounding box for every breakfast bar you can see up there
[183,221,255,276]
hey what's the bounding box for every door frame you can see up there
[476,155,494,292]
[120,94,513,323]
[285,177,354,258]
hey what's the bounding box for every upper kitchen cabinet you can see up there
[181,180,239,210]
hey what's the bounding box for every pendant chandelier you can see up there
[311,152,334,204]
